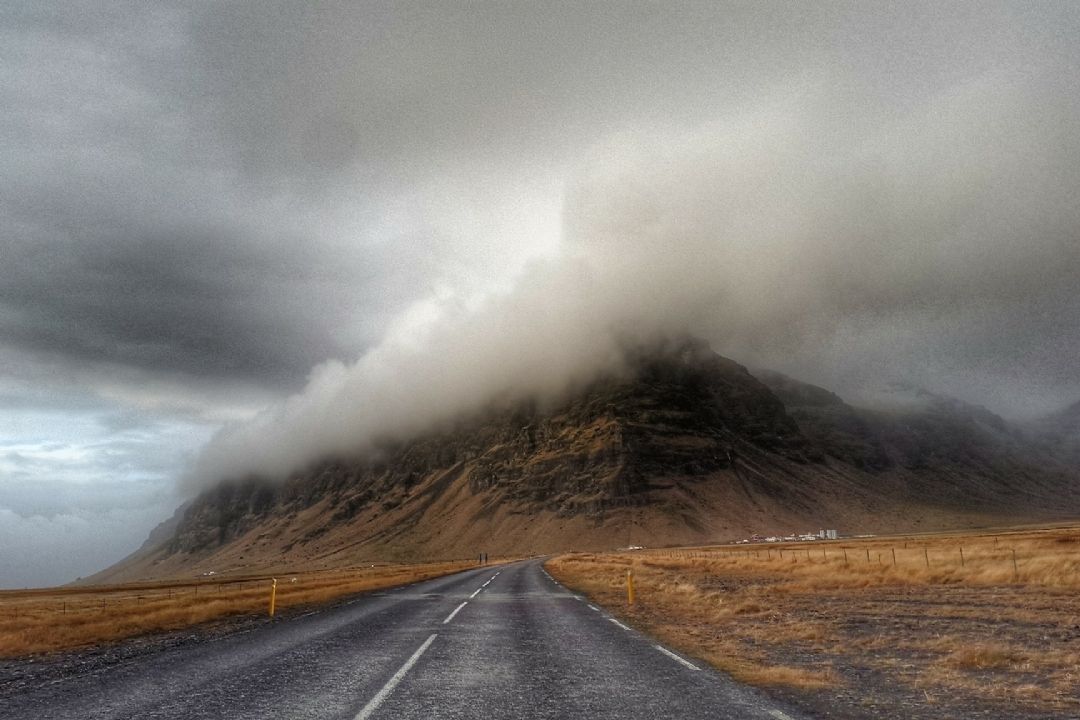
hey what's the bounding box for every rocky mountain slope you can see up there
[92,339,1080,583]
[757,372,1078,513]
[1028,400,1080,467]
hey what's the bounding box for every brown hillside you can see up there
[91,339,1080,583]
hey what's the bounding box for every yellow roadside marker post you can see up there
[269,578,278,618]
[626,569,635,606]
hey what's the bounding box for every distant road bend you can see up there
[3,560,808,719]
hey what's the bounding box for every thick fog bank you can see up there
[188,81,1080,492]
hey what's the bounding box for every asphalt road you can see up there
[1,559,810,719]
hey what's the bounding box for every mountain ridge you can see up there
[90,339,1080,583]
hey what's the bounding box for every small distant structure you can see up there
[737,529,838,544]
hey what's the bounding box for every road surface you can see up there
[1,559,809,719]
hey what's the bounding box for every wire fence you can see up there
[641,533,1080,587]
[0,556,491,620]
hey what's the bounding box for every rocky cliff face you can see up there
[1029,400,1080,468]
[93,339,1080,583]
[757,372,1078,511]
[165,338,803,553]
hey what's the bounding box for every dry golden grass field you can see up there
[0,560,476,657]
[547,525,1080,720]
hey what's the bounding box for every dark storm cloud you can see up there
[7,0,1075,398]
[2,226,393,383]
[0,1,447,394]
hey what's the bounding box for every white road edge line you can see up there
[588,604,601,612]
[608,618,632,631]
[442,601,468,624]
[654,645,700,671]
[768,711,795,720]
[354,633,437,720]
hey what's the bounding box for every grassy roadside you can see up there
[0,560,479,657]
[546,525,1080,719]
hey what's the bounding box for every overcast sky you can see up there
[2,1,1079,587]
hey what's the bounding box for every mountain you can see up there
[92,339,1080,583]
[1028,400,1080,467]
[757,372,1078,510]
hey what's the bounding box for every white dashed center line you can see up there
[443,601,468,624]
[608,618,632,631]
[469,587,482,599]
[354,633,437,720]
[768,711,795,720]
